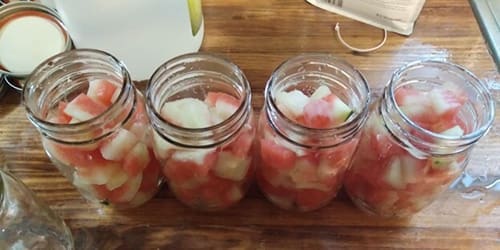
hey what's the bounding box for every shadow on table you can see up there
[68,187,417,250]
[0,87,22,118]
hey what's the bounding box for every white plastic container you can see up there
[42,0,204,81]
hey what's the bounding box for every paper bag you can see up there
[306,0,426,35]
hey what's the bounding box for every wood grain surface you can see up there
[1,0,499,249]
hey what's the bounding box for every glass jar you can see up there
[257,54,371,212]
[147,53,255,211]
[0,167,73,249]
[344,60,496,217]
[24,49,162,209]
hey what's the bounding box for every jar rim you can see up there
[384,60,496,155]
[23,48,135,144]
[264,53,371,148]
[146,52,252,148]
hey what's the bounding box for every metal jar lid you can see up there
[0,1,33,6]
[0,2,72,84]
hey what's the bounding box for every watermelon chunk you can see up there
[139,153,161,193]
[322,94,353,124]
[395,85,468,133]
[122,142,151,177]
[224,127,254,157]
[395,86,431,124]
[205,91,244,126]
[171,148,216,166]
[164,150,217,183]
[205,92,240,109]
[213,151,250,181]
[43,139,107,167]
[275,90,309,119]
[302,98,332,128]
[72,173,110,201]
[257,173,295,205]
[152,131,176,160]
[260,138,297,171]
[41,81,160,208]
[127,121,150,143]
[53,101,72,124]
[198,176,235,207]
[161,97,211,128]
[287,89,353,129]
[224,185,244,204]
[63,93,108,121]
[310,85,332,100]
[316,159,342,187]
[107,173,143,203]
[75,162,121,185]
[170,183,198,205]
[429,89,466,119]
[439,125,464,137]
[288,159,329,191]
[395,86,427,108]
[105,168,129,191]
[87,79,119,107]
[100,129,138,161]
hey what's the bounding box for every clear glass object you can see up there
[147,53,255,211]
[257,54,371,212]
[0,166,73,249]
[451,73,500,196]
[24,49,163,209]
[344,60,496,217]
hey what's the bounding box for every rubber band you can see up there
[334,23,387,53]
[3,75,23,92]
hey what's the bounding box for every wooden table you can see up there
[1,0,499,249]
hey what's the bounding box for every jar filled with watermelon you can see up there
[24,49,162,209]
[257,54,371,212]
[146,53,255,211]
[344,60,495,217]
